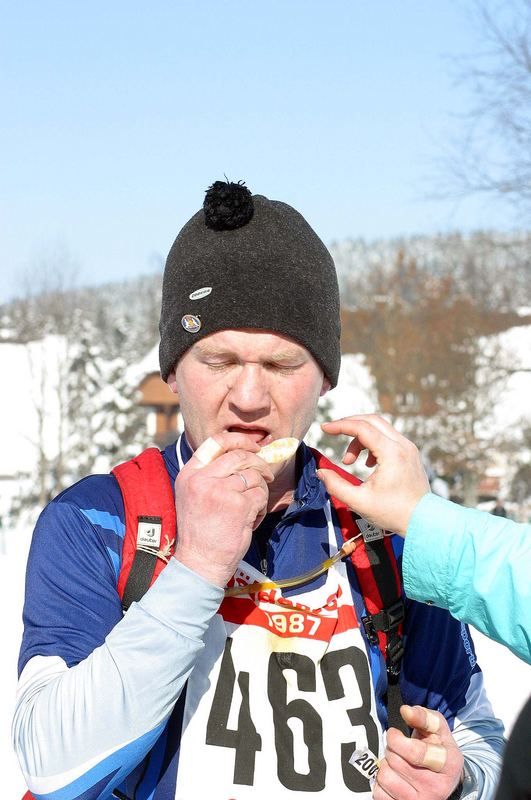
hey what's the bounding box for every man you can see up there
[14,181,503,800]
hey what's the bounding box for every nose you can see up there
[228,364,270,416]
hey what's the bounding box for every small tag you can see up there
[357,518,384,542]
[137,516,162,550]
[189,286,212,300]
[349,747,380,786]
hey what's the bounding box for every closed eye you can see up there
[265,363,304,374]
[205,361,235,372]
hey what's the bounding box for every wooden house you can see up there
[137,371,181,448]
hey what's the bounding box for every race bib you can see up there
[175,506,383,798]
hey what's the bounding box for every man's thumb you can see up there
[188,436,225,470]
[316,468,365,513]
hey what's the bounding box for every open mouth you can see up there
[227,426,272,445]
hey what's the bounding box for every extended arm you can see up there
[317,414,531,664]
[404,492,531,663]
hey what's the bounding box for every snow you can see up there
[328,353,379,417]
[125,342,159,386]
[472,632,531,736]
[306,353,378,448]
[2,520,34,798]
[491,324,531,432]
[0,336,66,476]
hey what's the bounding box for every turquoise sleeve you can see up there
[403,492,531,664]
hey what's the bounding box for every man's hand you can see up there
[316,414,430,535]
[373,705,464,800]
[173,433,274,587]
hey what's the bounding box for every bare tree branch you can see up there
[437,0,531,215]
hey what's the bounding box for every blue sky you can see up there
[0,1,517,302]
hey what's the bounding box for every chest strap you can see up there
[113,446,406,730]
[112,448,176,611]
[113,447,405,666]
[312,449,406,733]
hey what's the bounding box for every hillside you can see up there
[0,230,529,509]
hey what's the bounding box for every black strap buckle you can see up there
[362,600,405,678]
[362,598,405,643]
[361,615,379,646]
[379,599,406,631]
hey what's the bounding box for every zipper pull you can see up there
[260,557,268,575]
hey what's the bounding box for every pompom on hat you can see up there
[159,179,341,386]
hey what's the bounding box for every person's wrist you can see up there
[392,492,427,536]
[446,762,476,800]
[402,489,431,537]
[446,769,464,800]
[173,546,232,588]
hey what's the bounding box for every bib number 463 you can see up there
[206,638,379,791]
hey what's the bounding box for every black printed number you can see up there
[321,646,380,792]
[268,653,326,791]
[206,639,377,790]
[205,638,262,785]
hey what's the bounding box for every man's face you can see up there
[168,328,330,456]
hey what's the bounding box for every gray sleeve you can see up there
[13,558,223,797]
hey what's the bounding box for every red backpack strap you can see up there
[311,448,405,678]
[112,448,176,612]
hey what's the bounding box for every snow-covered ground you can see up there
[2,522,530,797]
[482,323,531,439]
[2,522,33,798]
[0,337,67,478]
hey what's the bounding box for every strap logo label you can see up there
[137,516,162,549]
[356,518,385,542]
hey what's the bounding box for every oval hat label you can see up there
[189,287,212,300]
[181,314,202,333]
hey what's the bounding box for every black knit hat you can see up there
[159,180,341,386]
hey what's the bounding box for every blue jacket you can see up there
[13,439,504,800]
[403,492,531,664]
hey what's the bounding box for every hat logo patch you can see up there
[181,314,202,333]
[189,286,212,300]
